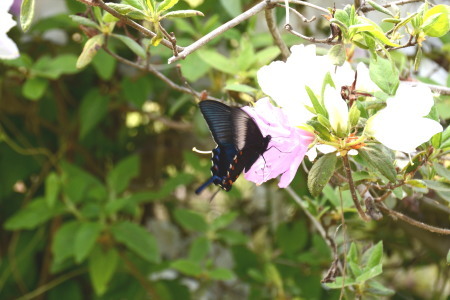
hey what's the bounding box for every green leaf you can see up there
[45,172,60,208]
[356,264,382,282]
[325,277,356,289]
[106,3,147,19]
[367,1,395,17]
[145,0,156,15]
[308,153,338,197]
[305,86,327,117]
[171,259,202,276]
[89,246,119,296]
[210,212,238,231]
[366,280,395,296]
[33,54,79,79]
[91,50,116,81]
[22,77,49,101]
[414,46,422,71]
[20,0,35,32]
[53,221,81,264]
[422,5,450,37]
[422,180,450,192]
[111,221,160,263]
[79,89,110,140]
[158,0,179,12]
[163,10,204,19]
[75,222,102,263]
[107,154,140,195]
[216,229,248,245]
[4,197,58,230]
[405,179,427,189]
[69,15,99,29]
[434,163,450,181]
[209,268,235,281]
[369,56,399,95]
[188,236,210,262]
[173,208,208,232]
[358,145,397,183]
[123,0,145,10]
[76,34,105,69]
[363,241,383,271]
[197,49,238,75]
[348,104,360,127]
[328,44,347,66]
[275,221,308,255]
[220,0,242,18]
[334,9,350,27]
[224,83,257,95]
[112,34,146,59]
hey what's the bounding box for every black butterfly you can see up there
[195,100,271,194]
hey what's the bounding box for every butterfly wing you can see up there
[196,100,238,194]
[231,108,270,172]
[199,100,234,147]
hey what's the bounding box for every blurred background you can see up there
[1,0,449,299]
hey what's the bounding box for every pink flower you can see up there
[241,98,314,188]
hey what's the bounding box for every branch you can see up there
[90,0,183,52]
[401,81,450,96]
[168,1,270,64]
[284,24,339,45]
[359,0,425,13]
[342,155,371,221]
[264,6,290,61]
[376,202,450,235]
[102,47,221,101]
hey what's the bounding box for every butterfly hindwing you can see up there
[196,100,270,194]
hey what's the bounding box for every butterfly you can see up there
[195,100,271,194]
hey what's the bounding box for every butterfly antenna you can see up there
[209,188,221,202]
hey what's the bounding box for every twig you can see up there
[359,0,425,13]
[167,0,330,64]
[102,47,221,101]
[264,5,290,61]
[168,1,270,64]
[284,24,339,45]
[276,4,316,23]
[15,269,86,300]
[401,81,450,96]
[90,0,183,52]
[342,155,371,221]
[376,202,450,235]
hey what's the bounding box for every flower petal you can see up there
[241,98,314,187]
[324,86,349,135]
[0,33,19,59]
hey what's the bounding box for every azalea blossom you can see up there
[0,0,19,59]
[334,62,381,94]
[257,44,335,127]
[323,86,349,136]
[365,83,443,153]
[241,98,314,188]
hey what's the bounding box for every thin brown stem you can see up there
[360,0,425,13]
[376,203,450,235]
[102,47,220,101]
[264,6,290,61]
[284,24,339,45]
[15,268,86,300]
[342,155,371,221]
[276,4,316,23]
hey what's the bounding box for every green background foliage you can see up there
[1,0,449,299]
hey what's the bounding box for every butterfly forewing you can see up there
[199,100,234,147]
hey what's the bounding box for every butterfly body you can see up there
[195,100,270,194]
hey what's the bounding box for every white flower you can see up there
[365,84,443,153]
[323,86,349,136]
[334,62,381,94]
[0,0,19,60]
[257,44,335,127]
